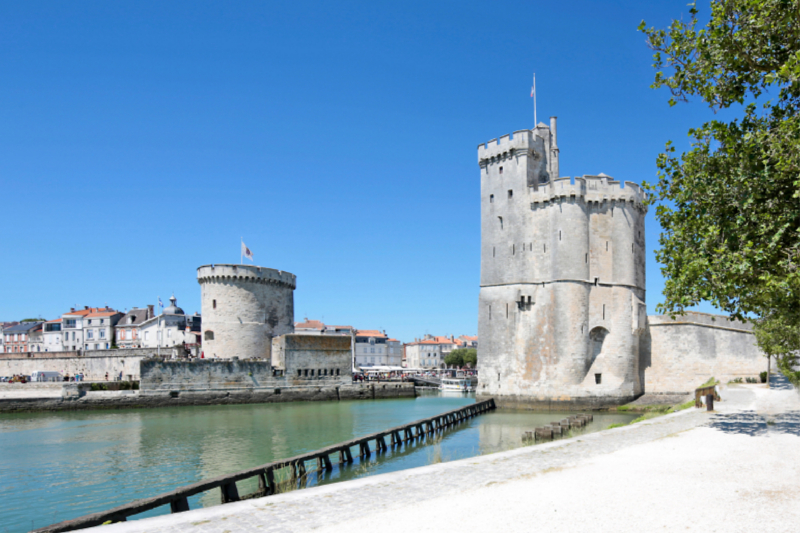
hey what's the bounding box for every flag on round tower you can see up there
[242,241,254,261]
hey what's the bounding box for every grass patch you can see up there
[673,399,695,411]
[698,376,719,388]
[606,423,627,430]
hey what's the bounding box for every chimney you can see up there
[84,306,89,310]
[147,305,154,319]
[70,307,75,312]
[549,116,560,179]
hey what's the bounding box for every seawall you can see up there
[0,382,416,413]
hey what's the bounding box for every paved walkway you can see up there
[95,383,800,533]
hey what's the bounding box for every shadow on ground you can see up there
[769,373,794,390]
[708,410,800,437]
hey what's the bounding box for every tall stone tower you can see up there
[477,119,648,409]
[197,264,296,359]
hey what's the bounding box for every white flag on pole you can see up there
[242,241,254,261]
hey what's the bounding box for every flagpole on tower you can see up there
[241,237,243,265]
[533,73,537,127]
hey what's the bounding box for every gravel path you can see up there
[92,382,800,533]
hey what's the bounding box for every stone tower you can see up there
[197,264,296,359]
[476,119,648,409]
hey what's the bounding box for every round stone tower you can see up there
[197,264,296,359]
[477,119,648,409]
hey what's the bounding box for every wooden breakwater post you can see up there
[34,398,497,533]
[527,412,594,443]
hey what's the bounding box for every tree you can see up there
[445,348,477,368]
[444,349,465,368]
[639,1,800,363]
[462,348,477,367]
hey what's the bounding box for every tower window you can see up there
[499,166,503,174]
[595,373,602,385]
[493,246,495,258]
[559,230,562,241]
[489,305,492,320]
[513,244,515,255]
[585,253,588,263]
[606,241,609,251]
[544,244,547,253]
[498,216,503,229]
[508,189,513,198]
[490,194,494,203]
[213,299,217,309]
[603,304,606,320]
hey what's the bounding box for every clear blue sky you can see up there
[0,1,722,341]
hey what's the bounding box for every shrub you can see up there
[760,371,768,383]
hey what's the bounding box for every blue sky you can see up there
[0,1,724,341]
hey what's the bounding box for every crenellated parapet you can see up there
[197,264,296,290]
[530,175,648,213]
[477,129,546,167]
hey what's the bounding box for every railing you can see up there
[34,398,496,533]
[695,385,720,408]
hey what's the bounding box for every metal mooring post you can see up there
[706,393,714,411]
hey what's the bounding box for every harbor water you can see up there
[0,393,638,533]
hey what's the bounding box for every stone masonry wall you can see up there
[198,264,296,361]
[272,334,352,383]
[642,312,767,393]
[0,348,167,381]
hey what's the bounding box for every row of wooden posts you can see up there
[36,398,497,533]
[523,413,594,442]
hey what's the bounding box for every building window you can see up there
[204,331,214,341]
[490,194,494,203]
[145,332,150,341]
[100,330,105,339]
[508,189,513,198]
[499,166,503,174]
[595,373,602,384]
[498,216,503,229]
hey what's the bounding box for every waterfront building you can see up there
[295,319,354,336]
[458,335,478,349]
[3,322,44,353]
[404,335,477,369]
[115,306,155,348]
[60,307,119,352]
[43,318,62,352]
[387,338,403,366]
[354,329,389,368]
[83,309,123,350]
[138,296,201,354]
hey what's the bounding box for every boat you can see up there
[440,377,474,392]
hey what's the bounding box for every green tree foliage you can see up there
[463,348,477,367]
[639,1,800,363]
[445,348,477,368]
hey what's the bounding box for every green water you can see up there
[0,394,637,533]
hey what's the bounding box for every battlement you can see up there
[477,128,548,165]
[197,264,297,289]
[530,175,648,210]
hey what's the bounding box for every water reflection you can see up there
[0,395,636,533]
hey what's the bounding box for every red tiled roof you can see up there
[86,310,120,318]
[295,320,325,329]
[63,307,113,317]
[46,318,62,323]
[356,329,387,338]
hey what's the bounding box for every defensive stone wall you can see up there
[642,312,767,393]
[0,382,416,412]
[272,334,352,382]
[197,264,296,360]
[0,348,164,381]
